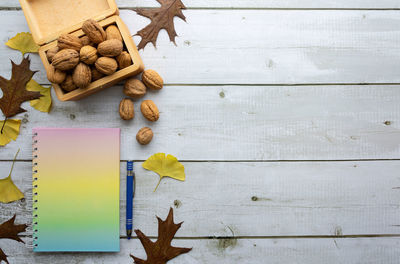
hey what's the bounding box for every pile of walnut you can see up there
[46,19,132,92]
[46,19,162,146]
[120,69,163,145]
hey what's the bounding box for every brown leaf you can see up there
[0,215,27,243]
[0,215,27,264]
[130,208,192,264]
[135,0,186,50]
[0,56,42,118]
[0,248,9,264]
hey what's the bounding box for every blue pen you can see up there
[126,161,135,239]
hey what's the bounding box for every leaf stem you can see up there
[154,177,162,192]
[9,149,20,176]
[1,117,7,134]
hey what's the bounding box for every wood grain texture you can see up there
[1,0,400,9]
[120,0,400,9]
[1,161,400,237]
[1,236,400,263]
[1,86,399,161]
[1,10,400,85]
[0,2,398,263]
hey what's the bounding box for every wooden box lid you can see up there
[19,0,118,45]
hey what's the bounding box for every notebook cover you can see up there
[32,128,120,252]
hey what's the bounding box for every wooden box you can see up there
[19,0,144,101]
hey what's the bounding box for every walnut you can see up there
[106,25,123,42]
[141,100,159,122]
[117,51,132,69]
[57,34,83,52]
[142,69,163,90]
[80,45,98,65]
[95,57,118,75]
[80,36,92,46]
[136,127,153,145]
[97,39,123,57]
[46,46,59,63]
[91,67,104,82]
[119,98,135,120]
[47,65,66,84]
[124,78,147,99]
[61,75,77,92]
[82,19,106,44]
[52,49,80,71]
[72,63,92,88]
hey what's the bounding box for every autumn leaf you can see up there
[0,248,8,264]
[0,119,21,147]
[0,56,42,119]
[143,153,185,191]
[130,208,191,264]
[0,150,24,203]
[0,215,27,264]
[0,215,26,242]
[26,80,52,113]
[6,32,39,55]
[135,0,186,50]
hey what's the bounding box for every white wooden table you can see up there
[1,1,400,263]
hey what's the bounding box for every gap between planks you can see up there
[35,83,400,87]
[121,7,400,11]
[2,7,400,11]
[2,159,400,162]
[20,234,400,241]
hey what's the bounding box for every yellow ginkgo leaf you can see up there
[0,119,21,146]
[26,80,52,113]
[0,149,24,203]
[143,153,185,192]
[6,32,39,55]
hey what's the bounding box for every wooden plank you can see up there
[1,237,400,264]
[121,0,400,9]
[1,161,400,237]
[1,85,400,161]
[1,10,400,85]
[1,0,400,9]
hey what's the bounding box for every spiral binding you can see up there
[32,132,39,250]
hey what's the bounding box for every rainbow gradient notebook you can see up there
[32,128,120,252]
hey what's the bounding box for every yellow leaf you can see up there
[26,80,52,113]
[142,153,185,192]
[0,149,24,203]
[0,119,21,146]
[6,32,39,55]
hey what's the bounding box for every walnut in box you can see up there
[39,16,143,101]
[20,0,144,101]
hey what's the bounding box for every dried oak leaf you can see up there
[0,56,42,118]
[0,248,8,264]
[135,0,186,50]
[130,208,191,264]
[0,215,27,264]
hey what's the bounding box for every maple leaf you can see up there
[135,0,186,50]
[0,56,42,119]
[0,215,27,264]
[130,208,192,264]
